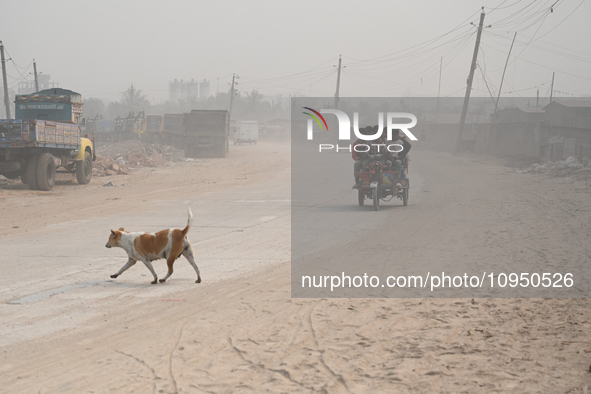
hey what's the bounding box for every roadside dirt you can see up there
[0,142,289,239]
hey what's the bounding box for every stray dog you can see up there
[105,208,201,284]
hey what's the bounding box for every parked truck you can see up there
[114,111,144,142]
[0,88,94,191]
[139,114,164,144]
[161,110,229,158]
[234,120,259,145]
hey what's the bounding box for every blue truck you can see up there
[0,88,95,191]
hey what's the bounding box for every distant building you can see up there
[542,100,591,160]
[199,80,210,99]
[17,74,58,94]
[492,107,545,123]
[169,79,210,102]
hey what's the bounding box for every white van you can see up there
[234,121,259,145]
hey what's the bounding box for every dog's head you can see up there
[105,228,125,248]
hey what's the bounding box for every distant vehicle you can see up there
[356,154,409,211]
[140,115,164,143]
[157,110,229,158]
[0,88,95,191]
[234,120,259,145]
[114,111,144,142]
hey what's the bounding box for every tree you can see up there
[122,85,150,113]
[243,90,270,120]
[106,100,129,120]
[82,97,105,119]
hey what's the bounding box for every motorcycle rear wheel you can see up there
[358,188,364,206]
[373,188,380,211]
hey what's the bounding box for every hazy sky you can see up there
[1,0,590,104]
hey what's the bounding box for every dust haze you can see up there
[1,1,591,393]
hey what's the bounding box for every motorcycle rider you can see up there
[353,126,392,189]
[384,128,411,188]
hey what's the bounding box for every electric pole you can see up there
[0,41,10,119]
[455,9,485,154]
[130,83,134,113]
[493,32,516,115]
[334,55,342,109]
[33,59,39,92]
[550,72,555,103]
[228,73,238,129]
[435,57,443,124]
[488,32,516,153]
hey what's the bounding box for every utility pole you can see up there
[537,89,539,107]
[435,57,443,124]
[228,73,238,129]
[549,72,555,103]
[455,9,485,154]
[130,83,134,113]
[493,32,516,115]
[0,41,10,119]
[33,59,39,92]
[334,55,342,109]
[488,32,516,153]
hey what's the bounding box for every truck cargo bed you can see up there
[0,119,81,150]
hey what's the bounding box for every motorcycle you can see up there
[356,154,409,211]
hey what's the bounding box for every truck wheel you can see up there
[36,153,56,191]
[26,154,40,190]
[76,151,93,184]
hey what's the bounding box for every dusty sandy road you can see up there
[1,142,591,393]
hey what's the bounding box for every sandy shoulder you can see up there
[1,146,591,393]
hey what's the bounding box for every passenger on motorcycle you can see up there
[352,126,392,189]
[384,128,411,188]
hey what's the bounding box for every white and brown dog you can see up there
[105,208,201,284]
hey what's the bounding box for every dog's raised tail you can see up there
[182,208,193,236]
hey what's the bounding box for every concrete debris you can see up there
[94,140,185,177]
[517,156,591,180]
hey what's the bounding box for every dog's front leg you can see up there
[141,259,159,284]
[110,258,136,279]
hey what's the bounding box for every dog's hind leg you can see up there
[110,258,136,279]
[141,259,159,284]
[182,244,201,283]
[159,257,176,283]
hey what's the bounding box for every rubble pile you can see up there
[93,155,131,177]
[517,156,591,180]
[95,140,185,176]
